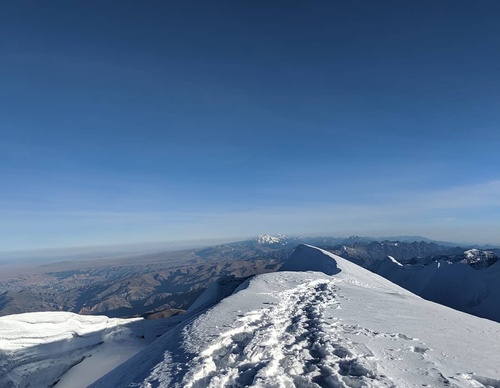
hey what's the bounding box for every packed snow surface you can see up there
[92,245,500,387]
[0,311,146,388]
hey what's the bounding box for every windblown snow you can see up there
[90,244,500,388]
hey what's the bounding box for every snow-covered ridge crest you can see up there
[280,244,415,295]
[280,243,341,275]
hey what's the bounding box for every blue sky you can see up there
[1,1,500,251]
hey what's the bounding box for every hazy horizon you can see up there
[1,231,499,263]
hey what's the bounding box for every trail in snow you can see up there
[183,279,394,388]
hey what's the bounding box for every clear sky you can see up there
[1,1,500,251]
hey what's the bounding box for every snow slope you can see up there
[374,256,500,322]
[0,312,147,388]
[187,275,250,314]
[91,244,500,387]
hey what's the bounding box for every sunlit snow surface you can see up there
[91,245,500,387]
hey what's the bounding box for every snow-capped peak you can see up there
[256,233,289,245]
[465,248,479,258]
[464,248,494,260]
[462,248,496,268]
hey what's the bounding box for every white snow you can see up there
[0,311,147,388]
[279,243,341,275]
[465,248,481,259]
[90,245,500,387]
[187,275,249,314]
[375,255,500,322]
[387,255,403,266]
[463,248,495,266]
[256,234,289,245]
[54,333,144,388]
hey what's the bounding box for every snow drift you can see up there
[90,244,500,387]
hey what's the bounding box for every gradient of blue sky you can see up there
[1,1,499,250]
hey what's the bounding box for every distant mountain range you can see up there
[1,234,498,324]
[255,233,499,248]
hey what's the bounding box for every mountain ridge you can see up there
[89,244,500,388]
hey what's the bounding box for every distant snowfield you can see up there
[90,245,500,387]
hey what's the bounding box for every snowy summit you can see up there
[463,248,496,268]
[256,234,289,245]
[89,244,500,388]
